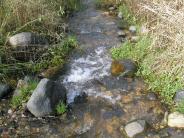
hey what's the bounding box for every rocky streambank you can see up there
[1,0,184,137]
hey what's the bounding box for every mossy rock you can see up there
[111,59,137,77]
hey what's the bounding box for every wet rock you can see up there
[74,92,88,104]
[27,78,67,117]
[111,60,125,76]
[129,26,137,34]
[111,59,137,77]
[0,83,11,99]
[174,90,184,103]
[147,92,157,101]
[168,112,184,128]
[8,32,49,49]
[117,31,126,37]
[123,120,146,138]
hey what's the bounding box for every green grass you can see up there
[112,37,183,107]
[111,36,151,62]
[32,36,78,72]
[111,3,184,108]
[0,36,77,82]
[118,4,137,25]
[56,101,67,115]
[0,0,81,82]
[111,36,183,107]
[11,79,38,108]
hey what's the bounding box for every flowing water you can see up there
[1,0,184,137]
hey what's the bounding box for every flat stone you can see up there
[168,112,184,128]
[124,120,146,138]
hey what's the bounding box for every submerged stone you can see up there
[123,120,146,138]
[111,59,137,77]
[111,60,125,76]
[0,84,11,99]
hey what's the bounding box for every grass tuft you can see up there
[56,101,67,115]
[110,0,184,109]
[11,80,38,108]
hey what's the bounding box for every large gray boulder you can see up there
[9,32,49,49]
[27,78,67,117]
[0,83,11,99]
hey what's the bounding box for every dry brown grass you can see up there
[116,0,183,78]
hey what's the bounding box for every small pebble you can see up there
[118,12,123,19]
[117,31,126,37]
[109,7,115,11]
[129,26,137,34]
[8,109,13,115]
[147,92,157,101]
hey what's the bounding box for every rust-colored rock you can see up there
[111,60,125,76]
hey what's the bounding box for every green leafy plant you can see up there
[119,4,137,25]
[111,36,151,62]
[11,80,38,108]
[56,101,67,115]
[32,36,78,72]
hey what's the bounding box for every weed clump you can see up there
[56,101,67,115]
[11,80,38,108]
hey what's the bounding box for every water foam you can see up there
[63,47,112,103]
